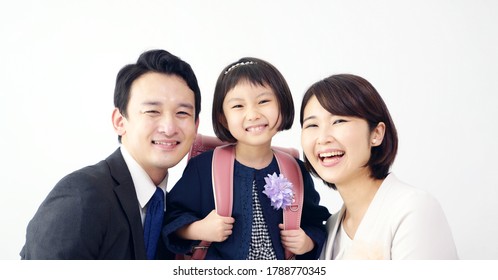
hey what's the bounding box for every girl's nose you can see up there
[246,107,261,121]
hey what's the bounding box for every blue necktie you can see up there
[143,187,164,260]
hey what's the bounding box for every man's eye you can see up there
[177,111,192,117]
[144,110,159,114]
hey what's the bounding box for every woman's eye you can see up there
[259,99,270,104]
[333,119,347,125]
[303,123,318,129]
[231,104,243,109]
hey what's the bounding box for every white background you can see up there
[1,0,497,260]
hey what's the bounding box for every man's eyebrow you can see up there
[140,101,194,110]
[141,101,162,106]
[178,102,194,110]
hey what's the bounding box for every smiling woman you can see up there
[300,74,458,260]
[3,0,498,263]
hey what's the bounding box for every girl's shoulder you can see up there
[186,149,215,165]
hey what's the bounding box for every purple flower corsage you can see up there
[262,172,294,210]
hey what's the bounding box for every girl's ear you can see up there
[112,108,126,137]
[370,122,386,147]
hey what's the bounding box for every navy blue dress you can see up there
[162,150,331,260]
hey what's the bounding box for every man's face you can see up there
[113,72,198,185]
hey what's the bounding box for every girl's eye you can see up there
[259,99,270,104]
[333,119,347,125]
[231,104,243,109]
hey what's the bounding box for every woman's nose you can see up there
[317,127,334,145]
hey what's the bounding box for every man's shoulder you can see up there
[56,149,125,189]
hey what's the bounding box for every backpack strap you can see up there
[211,145,235,216]
[273,149,304,260]
[189,144,234,260]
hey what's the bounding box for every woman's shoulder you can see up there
[380,173,442,210]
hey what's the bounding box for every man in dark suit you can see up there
[20,49,201,259]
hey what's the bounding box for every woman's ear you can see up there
[371,122,386,146]
[112,108,126,137]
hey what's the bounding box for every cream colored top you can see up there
[320,174,458,260]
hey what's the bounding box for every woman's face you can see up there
[301,95,382,186]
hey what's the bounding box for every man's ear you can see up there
[112,108,126,137]
[195,118,200,133]
[371,122,386,147]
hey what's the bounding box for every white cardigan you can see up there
[320,174,458,260]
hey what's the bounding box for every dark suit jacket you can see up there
[20,148,172,259]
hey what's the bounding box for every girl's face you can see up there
[301,95,384,186]
[222,81,281,147]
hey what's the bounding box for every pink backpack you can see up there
[178,134,303,260]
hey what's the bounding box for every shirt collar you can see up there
[120,146,167,209]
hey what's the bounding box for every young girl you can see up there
[163,57,330,260]
[300,74,458,259]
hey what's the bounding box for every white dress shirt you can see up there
[120,146,167,226]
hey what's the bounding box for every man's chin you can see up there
[159,155,186,168]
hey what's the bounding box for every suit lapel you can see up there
[106,149,147,259]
